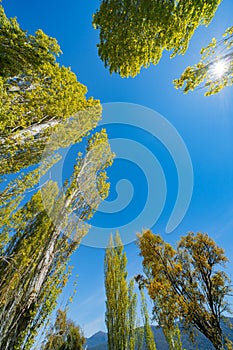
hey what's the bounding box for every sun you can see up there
[212,60,228,78]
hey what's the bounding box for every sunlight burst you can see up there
[212,60,228,78]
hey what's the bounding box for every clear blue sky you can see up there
[3,0,233,340]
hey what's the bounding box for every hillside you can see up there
[86,318,233,349]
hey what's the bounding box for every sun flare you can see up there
[212,60,227,78]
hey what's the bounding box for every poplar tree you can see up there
[140,289,156,350]
[174,26,233,95]
[0,130,113,350]
[163,325,183,350]
[135,318,144,350]
[0,4,115,349]
[136,230,232,350]
[128,279,137,350]
[93,0,221,77]
[0,3,102,176]
[105,232,129,350]
[0,64,102,176]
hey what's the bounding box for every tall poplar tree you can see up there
[0,130,114,350]
[163,325,183,350]
[135,318,144,350]
[105,232,129,350]
[93,0,221,77]
[0,5,109,320]
[140,289,157,350]
[0,4,115,349]
[128,279,137,350]
[105,234,162,350]
[104,232,137,350]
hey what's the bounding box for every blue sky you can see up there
[3,0,233,340]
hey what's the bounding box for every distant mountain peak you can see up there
[94,331,107,336]
[86,330,107,349]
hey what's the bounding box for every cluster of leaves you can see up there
[174,26,233,95]
[136,230,232,350]
[0,4,60,78]
[93,0,222,77]
[42,309,85,350]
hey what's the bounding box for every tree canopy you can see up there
[136,230,232,350]
[93,0,222,77]
[42,309,85,350]
[174,25,233,95]
[0,4,60,78]
[0,3,102,177]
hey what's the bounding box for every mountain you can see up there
[86,344,107,350]
[86,318,233,349]
[86,331,108,349]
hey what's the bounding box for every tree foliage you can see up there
[42,309,85,350]
[0,4,115,349]
[163,324,183,350]
[0,3,101,176]
[140,289,157,350]
[0,63,102,176]
[137,285,183,350]
[0,3,60,78]
[105,232,160,350]
[0,130,113,350]
[93,0,222,77]
[136,230,232,350]
[128,279,137,350]
[174,26,233,95]
[105,232,130,350]
[135,318,144,350]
